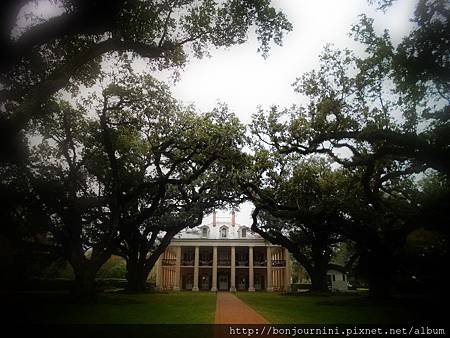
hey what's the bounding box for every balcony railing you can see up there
[272,259,286,267]
[162,259,176,266]
[200,259,212,266]
[169,258,286,267]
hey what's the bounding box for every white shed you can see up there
[327,264,348,292]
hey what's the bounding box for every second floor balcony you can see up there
[200,259,212,266]
[164,254,286,268]
[181,259,194,266]
[218,259,231,266]
[236,260,249,266]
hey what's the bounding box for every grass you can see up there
[236,291,443,324]
[5,291,217,324]
[4,289,443,326]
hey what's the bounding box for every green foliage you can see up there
[0,0,292,163]
[97,256,127,279]
[246,0,449,298]
[405,228,448,255]
[22,64,247,294]
[243,152,352,290]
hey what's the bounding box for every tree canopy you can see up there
[0,0,292,162]
[1,0,448,301]
[246,0,449,298]
[7,68,245,297]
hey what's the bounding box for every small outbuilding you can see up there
[327,264,348,292]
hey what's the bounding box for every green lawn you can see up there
[7,291,216,324]
[6,290,442,325]
[237,292,442,324]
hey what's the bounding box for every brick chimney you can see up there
[212,210,216,227]
[231,210,236,226]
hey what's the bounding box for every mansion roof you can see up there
[174,213,261,241]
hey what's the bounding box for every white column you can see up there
[155,256,162,291]
[173,246,181,291]
[162,268,165,289]
[248,246,255,291]
[284,248,291,291]
[193,246,199,291]
[230,246,236,292]
[266,246,273,291]
[211,246,218,291]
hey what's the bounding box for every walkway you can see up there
[214,292,269,324]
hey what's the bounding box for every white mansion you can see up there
[155,212,291,292]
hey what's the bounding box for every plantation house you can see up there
[155,212,291,292]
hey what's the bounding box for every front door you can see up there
[184,275,193,290]
[255,274,263,290]
[238,276,247,290]
[201,275,210,290]
[218,273,228,290]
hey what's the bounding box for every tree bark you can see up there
[306,257,328,291]
[367,248,393,299]
[125,257,150,293]
[292,245,331,292]
[123,229,179,293]
[69,249,111,302]
[309,269,329,292]
[308,251,330,291]
[72,266,98,301]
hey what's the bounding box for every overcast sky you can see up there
[165,0,418,226]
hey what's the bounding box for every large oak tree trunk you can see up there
[293,243,332,292]
[309,269,329,291]
[308,246,331,292]
[69,247,111,302]
[72,267,97,301]
[367,248,393,299]
[308,264,329,292]
[123,234,174,293]
[125,257,149,293]
[125,252,161,293]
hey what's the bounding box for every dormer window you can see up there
[238,227,248,238]
[202,227,208,238]
[220,226,228,238]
